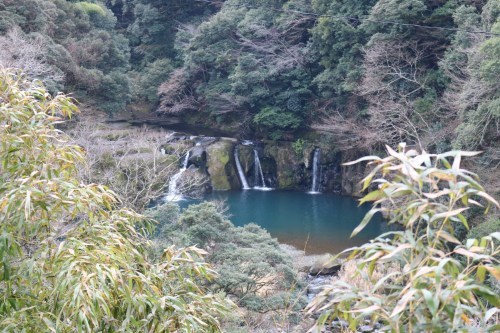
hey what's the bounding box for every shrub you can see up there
[292,138,306,157]
[0,69,231,332]
[307,144,500,332]
[468,218,500,241]
[75,2,106,17]
[150,202,306,313]
[253,106,303,138]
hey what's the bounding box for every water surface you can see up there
[185,191,383,254]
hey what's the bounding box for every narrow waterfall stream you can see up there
[234,147,250,190]
[253,149,271,190]
[165,150,190,201]
[309,148,321,194]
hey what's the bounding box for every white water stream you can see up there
[234,147,250,190]
[309,148,321,194]
[253,149,270,190]
[165,150,190,201]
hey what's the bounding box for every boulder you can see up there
[205,140,238,190]
[309,254,342,276]
[188,146,206,169]
[264,142,304,190]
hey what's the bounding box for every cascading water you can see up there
[253,149,271,190]
[165,150,190,201]
[309,148,321,194]
[234,146,250,190]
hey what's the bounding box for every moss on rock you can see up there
[264,142,303,190]
[206,140,235,190]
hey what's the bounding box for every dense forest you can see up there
[0,0,499,332]
[1,0,498,191]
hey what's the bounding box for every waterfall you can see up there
[309,148,321,194]
[234,147,250,190]
[253,149,271,190]
[165,150,190,201]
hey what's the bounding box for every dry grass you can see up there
[332,260,402,294]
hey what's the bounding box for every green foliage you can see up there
[479,22,500,84]
[254,107,302,135]
[0,0,130,112]
[76,2,107,17]
[149,201,305,313]
[157,0,315,137]
[2,0,499,186]
[292,138,306,157]
[309,0,376,98]
[446,2,499,156]
[468,218,500,242]
[130,58,174,104]
[0,69,231,332]
[369,0,427,24]
[307,144,500,332]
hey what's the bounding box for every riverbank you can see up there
[279,244,326,272]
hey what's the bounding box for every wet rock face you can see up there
[237,145,254,174]
[320,151,343,194]
[264,143,304,190]
[188,146,207,169]
[211,141,356,193]
[165,135,366,195]
[205,139,239,190]
[340,154,365,197]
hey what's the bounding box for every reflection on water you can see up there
[183,190,383,254]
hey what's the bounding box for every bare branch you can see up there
[0,28,64,85]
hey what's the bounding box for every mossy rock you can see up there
[264,142,303,190]
[238,145,254,174]
[206,140,235,190]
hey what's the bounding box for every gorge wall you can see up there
[162,133,367,197]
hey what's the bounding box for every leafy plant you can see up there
[75,2,107,17]
[468,218,500,243]
[0,69,231,332]
[149,202,305,314]
[292,138,306,158]
[307,143,500,332]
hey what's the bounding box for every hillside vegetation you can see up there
[1,1,499,332]
[1,0,497,193]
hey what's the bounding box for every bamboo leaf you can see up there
[386,145,401,159]
[391,289,417,317]
[359,190,384,204]
[351,208,381,237]
[436,230,461,244]
[422,289,438,316]
[475,287,500,307]
[485,308,498,323]
[452,153,461,170]
[423,189,451,199]
[476,191,500,208]
[343,156,381,166]
[348,304,381,315]
[457,213,469,230]
[477,266,486,283]
[430,208,469,222]
[361,164,384,191]
[484,266,500,280]
[439,151,482,158]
